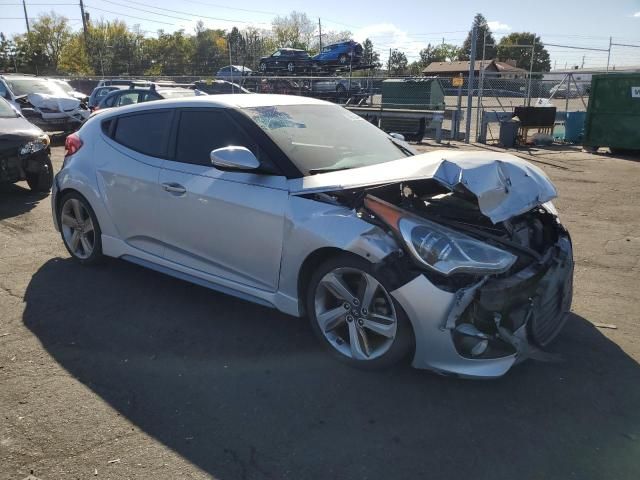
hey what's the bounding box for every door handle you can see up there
[162,182,186,194]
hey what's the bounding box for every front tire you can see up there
[306,254,413,369]
[26,156,53,193]
[58,192,103,265]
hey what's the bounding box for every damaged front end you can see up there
[300,152,574,377]
[16,93,89,132]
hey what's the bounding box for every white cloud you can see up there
[487,20,512,32]
[353,23,427,62]
[634,11,640,17]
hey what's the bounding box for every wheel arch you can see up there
[297,247,363,316]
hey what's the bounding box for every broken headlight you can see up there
[398,217,516,276]
[20,135,50,156]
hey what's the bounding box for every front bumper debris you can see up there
[391,235,573,378]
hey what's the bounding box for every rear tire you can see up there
[58,191,103,265]
[306,253,413,369]
[26,157,53,193]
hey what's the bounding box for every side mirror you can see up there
[389,132,405,141]
[210,146,260,171]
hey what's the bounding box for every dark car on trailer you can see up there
[258,48,311,74]
[0,97,53,193]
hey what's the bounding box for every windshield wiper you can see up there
[308,166,353,175]
[388,137,414,156]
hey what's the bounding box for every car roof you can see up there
[96,93,332,116]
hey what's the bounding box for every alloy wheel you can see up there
[60,198,95,260]
[314,267,398,360]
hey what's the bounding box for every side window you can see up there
[103,94,117,107]
[0,82,8,99]
[140,91,160,102]
[174,110,261,166]
[220,66,230,73]
[272,51,281,57]
[117,92,139,106]
[113,110,172,158]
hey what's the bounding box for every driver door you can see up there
[158,108,288,291]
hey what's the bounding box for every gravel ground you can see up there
[1,143,639,480]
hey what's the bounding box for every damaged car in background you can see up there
[52,95,573,378]
[0,74,89,132]
[0,97,53,192]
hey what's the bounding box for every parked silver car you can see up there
[52,94,573,378]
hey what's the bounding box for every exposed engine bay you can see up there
[308,172,573,371]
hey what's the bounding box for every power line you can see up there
[84,4,175,25]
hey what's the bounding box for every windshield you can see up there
[54,80,73,93]
[6,78,66,97]
[0,98,18,117]
[243,104,411,175]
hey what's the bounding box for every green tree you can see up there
[460,13,497,60]
[58,33,92,75]
[418,43,461,69]
[388,50,408,76]
[362,38,381,68]
[497,32,551,72]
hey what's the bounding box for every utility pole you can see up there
[79,0,89,46]
[606,36,612,72]
[464,25,477,144]
[388,48,392,77]
[22,0,30,34]
[581,55,585,69]
[318,18,322,51]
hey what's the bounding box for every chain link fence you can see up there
[62,70,597,144]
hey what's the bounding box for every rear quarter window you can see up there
[112,110,173,158]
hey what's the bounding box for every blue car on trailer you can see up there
[312,40,363,67]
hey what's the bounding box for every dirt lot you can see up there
[1,143,639,480]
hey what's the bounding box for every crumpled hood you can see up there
[27,92,80,112]
[289,150,557,224]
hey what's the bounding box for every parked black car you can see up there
[258,49,310,74]
[0,97,53,192]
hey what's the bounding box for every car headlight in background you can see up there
[20,135,50,156]
[398,217,516,275]
[542,201,559,217]
[364,195,516,276]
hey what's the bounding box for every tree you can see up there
[388,50,408,76]
[12,12,73,74]
[497,32,551,72]
[460,13,496,60]
[418,43,461,68]
[271,11,314,50]
[0,34,19,72]
[362,38,381,68]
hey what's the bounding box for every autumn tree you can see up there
[271,11,314,50]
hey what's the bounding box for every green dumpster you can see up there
[583,73,640,153]
[380,78,445,140]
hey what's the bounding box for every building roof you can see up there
[494,61,528,73]
[422,59,527,74]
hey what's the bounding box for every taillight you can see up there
[64,133,83,157]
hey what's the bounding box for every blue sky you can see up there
[2,0,640,69]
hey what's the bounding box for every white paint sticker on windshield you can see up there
[632,86,640,98]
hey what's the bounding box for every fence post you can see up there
[465,25,478,143]
[454,74,463,140]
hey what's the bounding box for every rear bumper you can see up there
[391,234,574,378]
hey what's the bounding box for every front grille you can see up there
[529,262,573,346]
